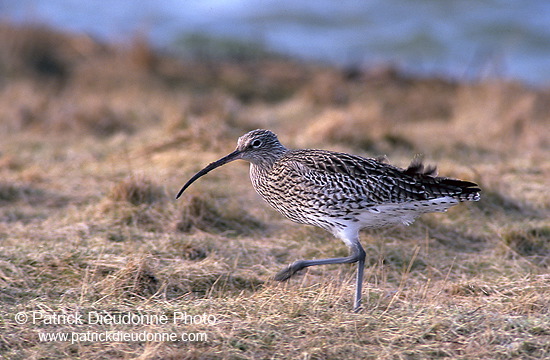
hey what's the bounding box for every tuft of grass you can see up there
[502,225,550,267]
[96,176,171,232]
[175,194,265,236]
[107,175,166,206]
[0,182,37,203]
[94,255,160,299]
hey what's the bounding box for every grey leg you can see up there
[274,243,366,311]
[353,243,366,312]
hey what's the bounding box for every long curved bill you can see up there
[176,150,242,199]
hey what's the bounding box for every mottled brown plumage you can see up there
[177,129,480,311]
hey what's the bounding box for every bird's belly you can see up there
[356,196,460,227]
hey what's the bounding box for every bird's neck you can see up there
[249,145,288,168]
[249,158,275,177]
[248,148,286,191]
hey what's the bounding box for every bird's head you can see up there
[176,129,286,199]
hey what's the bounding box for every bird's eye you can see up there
[250,139,262,148]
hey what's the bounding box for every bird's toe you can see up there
[274,260,307,281]
[274,266,294,281]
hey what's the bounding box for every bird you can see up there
[176,129,480,311]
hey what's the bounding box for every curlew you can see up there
[176,129,480,311]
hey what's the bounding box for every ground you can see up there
[0,23,549,359]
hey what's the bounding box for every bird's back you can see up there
[250,149,480,233]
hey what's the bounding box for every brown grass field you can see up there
[0,23,549,359]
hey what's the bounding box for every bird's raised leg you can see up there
[274,242,366,311]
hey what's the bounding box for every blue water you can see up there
[2,0,550,86]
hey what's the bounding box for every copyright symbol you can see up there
[15,312,28,324]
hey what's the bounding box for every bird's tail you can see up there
[405,158,481,202]
[440,178,481,202]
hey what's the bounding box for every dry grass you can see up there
[0,23,548,359]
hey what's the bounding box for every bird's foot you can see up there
[274,260,306,281]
